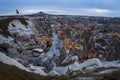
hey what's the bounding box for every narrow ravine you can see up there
[47,27,60,58]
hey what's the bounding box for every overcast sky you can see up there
[0,0,120,17]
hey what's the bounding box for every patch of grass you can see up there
[94,67,117,72]
[69,72,95,79]
[18,18,28,26]
[0,18,12,37]
[96,69,120,80]
[97,70,120,80]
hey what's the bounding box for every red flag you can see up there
[16,9,19,14]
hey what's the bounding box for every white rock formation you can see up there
[0,52,29,72]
